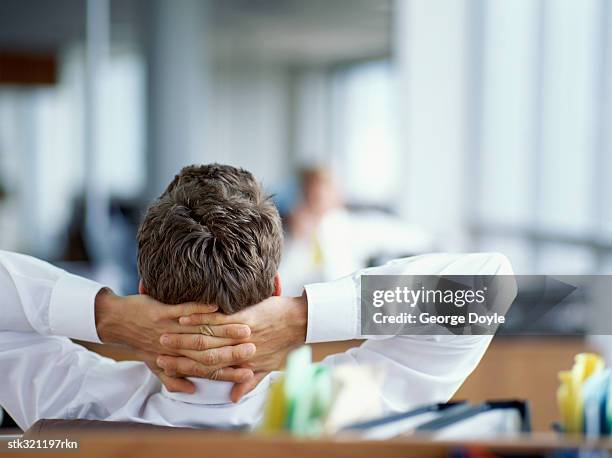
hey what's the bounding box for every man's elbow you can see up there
[488,252,514,276]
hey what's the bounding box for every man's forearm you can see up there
[277,293,308,348]
[94,287,122,344]
[249,294,309,369]
[94,288,209,354]
[94,288,163,351]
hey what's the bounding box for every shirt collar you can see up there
[161,378,234,405]
[161,375,274,405]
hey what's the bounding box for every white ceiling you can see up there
[0,0,392,65]
[211,0,393,65]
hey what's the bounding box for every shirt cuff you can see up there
[49,272,104,343]
[304,275,358,343]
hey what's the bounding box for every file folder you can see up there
[342,402,467,439]
[416,400,530,440]
[342,400,529,440]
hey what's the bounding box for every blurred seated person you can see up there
[280,166,434,295]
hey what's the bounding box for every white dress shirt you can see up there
[0,250,515,431]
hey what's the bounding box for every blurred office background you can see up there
[1,0,611,286]
[1,0,612,431]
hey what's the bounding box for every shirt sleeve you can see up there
[0,326,173,430]
[304,252,515,342]
[304,275,357,343]
[0,250,104,343]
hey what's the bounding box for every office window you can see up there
[98,50,146,199]
[537,243,595,275]
[0,47,145,257]
[601,256,612,275]
[331,60,398,206]
[478,0,537,228]
[0,48,85,255]
[538,0,599,235]
[478,236,532,274]
[472,0,609,274]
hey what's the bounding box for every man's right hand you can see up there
[158,294,308,402]
[94,288,257,393]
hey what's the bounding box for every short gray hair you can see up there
[137,164,283,313]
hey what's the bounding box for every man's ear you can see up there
[138,280,146,295]
[273,273,282,297]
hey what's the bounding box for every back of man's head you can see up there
[137,164,283,314]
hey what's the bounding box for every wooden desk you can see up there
[453,337,591,431]
[3,430,612,458]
